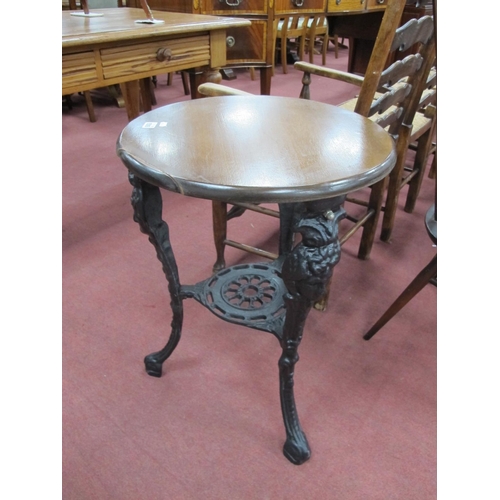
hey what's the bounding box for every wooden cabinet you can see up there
[327,0,366,13]
[366,0,387,9]
[274,0,326,15]
[203,0,268,15]
[141,0,192,12]
[126,0,431,92]
[225,20,268,63]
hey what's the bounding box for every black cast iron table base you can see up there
[129,173,346,465]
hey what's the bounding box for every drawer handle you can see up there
[377,0,385,3]
[156,48,173,62]
[226,36,236,48]
[219,0,242,6]
[335,0,341,5]
[293,0,304,5]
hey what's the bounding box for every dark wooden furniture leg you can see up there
[363,254,437,340]
[83,91,96,122]
[260,66,273,95]
[139,77,154,113]
[120,81,142,121]
[212,200,227,273]
[129,174,184,377]
[404,122,436,213]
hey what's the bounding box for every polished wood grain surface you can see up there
[117,96,396,203]
[62,8,249,47]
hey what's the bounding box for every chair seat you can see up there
[339,94,433,141]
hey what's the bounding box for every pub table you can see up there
[116,95,396,464]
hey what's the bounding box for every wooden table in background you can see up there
[62,8,250,120]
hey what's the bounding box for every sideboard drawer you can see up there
[100,35,211,79]
[327,0,366,13]
[225,20,268,64]
[366,0,386,9]
[62,51,98,92]
[275,0,326,14]
[202,0,267,15]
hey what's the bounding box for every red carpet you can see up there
[63,44,436,499]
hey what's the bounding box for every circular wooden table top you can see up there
[117,96,396,203]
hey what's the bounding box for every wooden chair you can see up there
[274,15,308,74]
[199,0,435,311]
[364,159,437,340]
[388,65,436,225]
[166,72,190,96]
[295,0,436,260]
[304,15,329,67]
[364,205,436,340]
[334,63,436,243]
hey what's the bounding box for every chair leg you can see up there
[381,125,411,243]
[322,35,329,66]
[181,72,190,95]
[281,39,288,74]
[83,91,96,122]
[212,200,228,273]
[333,34,339,59]
[404,125,435,213]
[358,177,386,260]
[299,36,306,63]
[313,275,331,311]
[308,36,314,64]
[428,150,437,179]
[363,254,437,340]
[149,77,157,106]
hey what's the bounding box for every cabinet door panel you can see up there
[128,0,194,13]
[366,0,386,9]
[203,0,267,15]
[275,0,326,14]
[327,0,365,13]
[225,21,267,63]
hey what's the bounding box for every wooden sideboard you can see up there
[125,0,432,92]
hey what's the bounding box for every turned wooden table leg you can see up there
[120,81,142,121]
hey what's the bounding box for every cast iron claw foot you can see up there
[144,354,164,377]
[283,437,311,465]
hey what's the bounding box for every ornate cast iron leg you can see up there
[129,173,184,378]
[279,197,345,465]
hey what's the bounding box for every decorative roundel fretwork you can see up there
[201,263,287,328]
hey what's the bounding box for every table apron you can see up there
[62,31,226,95]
